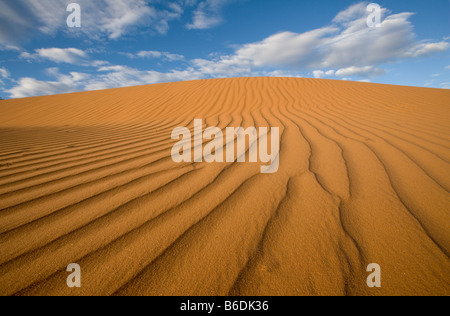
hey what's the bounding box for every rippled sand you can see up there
[0,78,449,296]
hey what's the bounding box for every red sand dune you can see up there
[0,77,449,296]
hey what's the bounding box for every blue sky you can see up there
[0,0,449,99]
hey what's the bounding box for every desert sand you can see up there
[0,77,449,296]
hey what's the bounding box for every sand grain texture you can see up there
[0,78,449,296]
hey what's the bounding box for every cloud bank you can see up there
[4,2,449,98]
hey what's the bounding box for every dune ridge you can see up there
[0,77,449,296]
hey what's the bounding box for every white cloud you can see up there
[86,66,203,91]
[335,66,386,78]
[19,48,110,68]
[191,57,252,77]
[7,77,75,98]
[0,68,10,78]
[0,44,22,52]
[312,67,383,79]
[445,65,450,70]
[0,1,31,46]
[407,42,450,58]
[440,82,450,89]
[93,0,182,38]
[0,67,10,87]
[135,51,185,61]
[164,53,185,61]
[313,70,326,79]
[187,0,235,29]
[229,29,336,69]
[5,2,450,98]
[21,48,88,64]
[261,70,302,78]
[6,68,89,98]
[332,2,371,23]
[0,0,188,45]
[313,70,335,78]
[188,3,448,79]
[6,64,204,98]
[137,51,164,59]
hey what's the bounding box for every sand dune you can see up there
[0,77,449,296]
